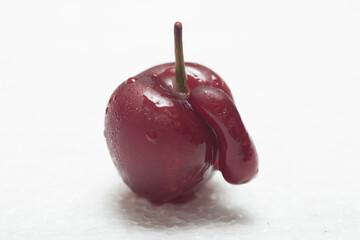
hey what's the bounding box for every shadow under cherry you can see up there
[108,180,254,229]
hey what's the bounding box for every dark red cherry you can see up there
[104,22,258,202]
[187,86,258,184]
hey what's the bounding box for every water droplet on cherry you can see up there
[126,77,137,84]
[146,131,158,144]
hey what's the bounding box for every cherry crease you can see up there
[187,86,258,184]
[104,62,258,202]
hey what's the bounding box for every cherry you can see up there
[188,86,258,184]
[104,22,258,202]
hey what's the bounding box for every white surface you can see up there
[1,0,360,239]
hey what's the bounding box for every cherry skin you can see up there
[104,22,258,203]
[104,63,232,202]
[188,86,258,184]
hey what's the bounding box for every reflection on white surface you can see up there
[109,178,253,230]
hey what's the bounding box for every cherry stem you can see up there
[174,22,188,94]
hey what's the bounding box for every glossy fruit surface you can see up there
[104,22,258,202]
[105,63,233,202]
[188,85,258,184]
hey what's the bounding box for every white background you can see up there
[1,0,360,239]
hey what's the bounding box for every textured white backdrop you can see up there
[1,0,360,239]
